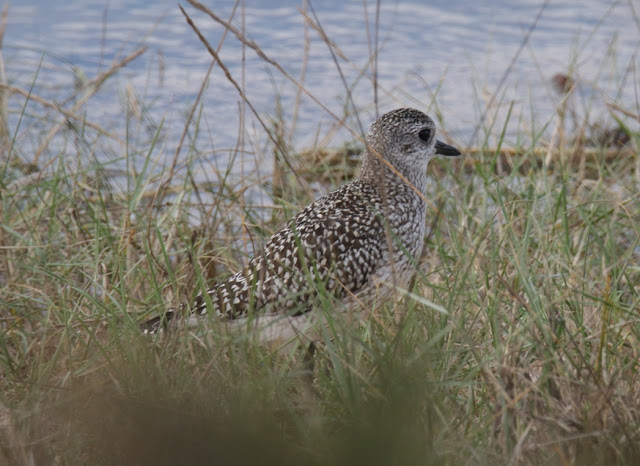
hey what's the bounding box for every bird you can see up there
[141,108,461,343]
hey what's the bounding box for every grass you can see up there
[1,1,640,464]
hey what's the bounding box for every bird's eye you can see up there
[418,128,432,142]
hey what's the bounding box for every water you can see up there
[6,0,639,178]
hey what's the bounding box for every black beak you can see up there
[435,140,461,157]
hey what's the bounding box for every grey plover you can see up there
[141,108,460,341]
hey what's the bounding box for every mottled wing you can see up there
[141,182,386,334]
[193,182,385,319]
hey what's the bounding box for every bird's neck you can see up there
[359,152,429,198]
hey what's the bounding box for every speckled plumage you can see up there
[141,108,460,340]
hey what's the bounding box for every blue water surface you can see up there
[6,0,638,178]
